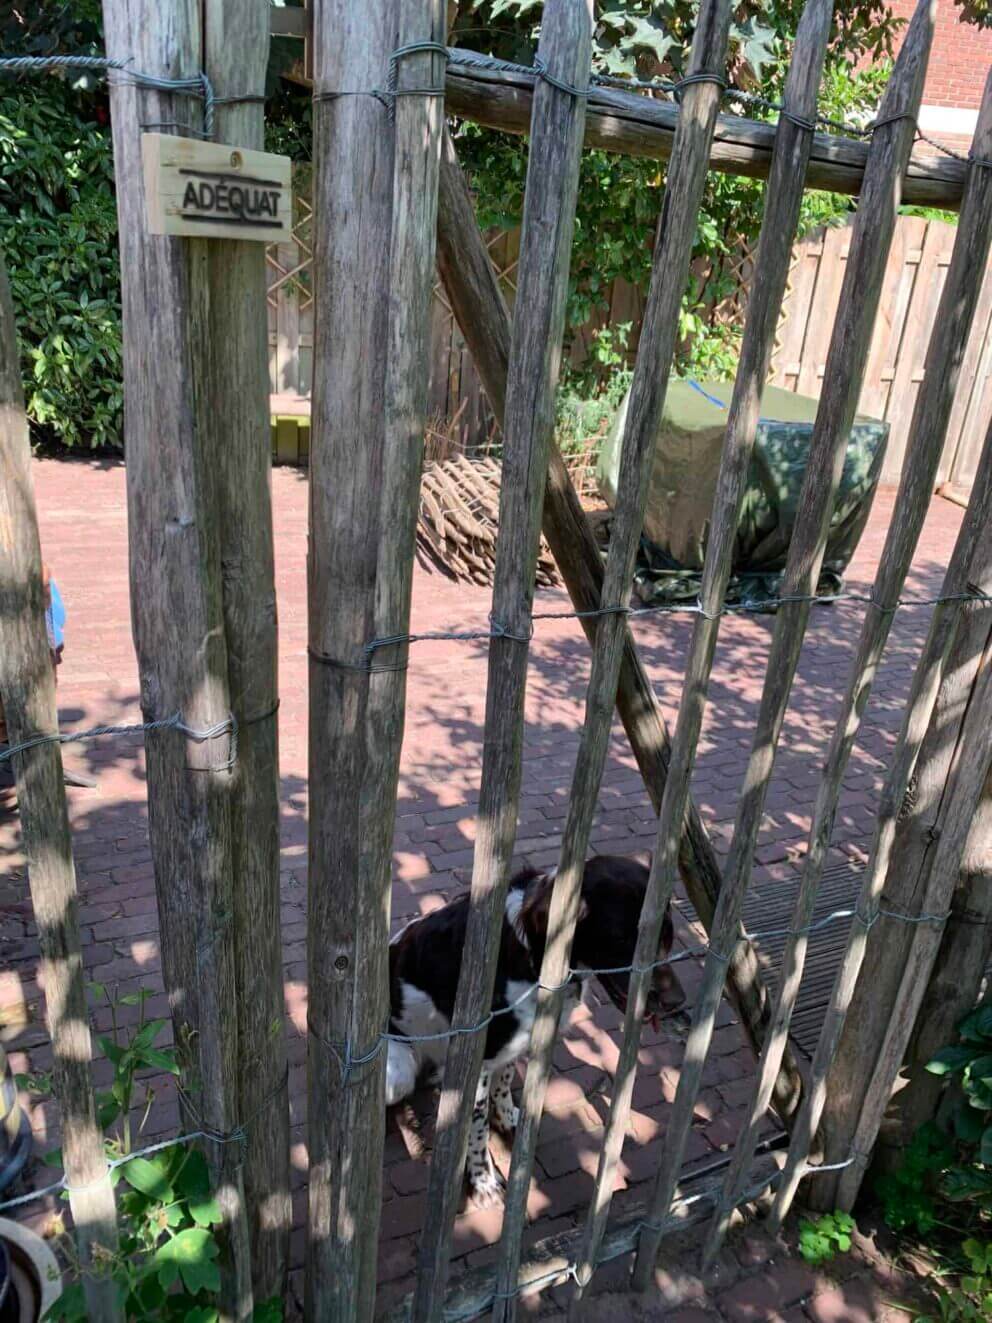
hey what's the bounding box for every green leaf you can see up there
[43,1281,88,1321]
[137,1045,181,1075]
[132,1018,168,1050]
[251,1299,284,1323]
[153,1227,222,1296]
[175,1148,211,1200]
[980,1127,992,1165]
[927,1045,975,1075]
[959,1004,992,1043]
[97,1034,126,1067]
[189,1194,223,1228]
[121,1155,174,1202]
[184,1309,219,1323]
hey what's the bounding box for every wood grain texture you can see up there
[632,0,935,1265]
[202,0,290,1303]
[102,0,253,1312]
[770,408,992,1228]
[834,631,992,1207]
[410,7,593,1318]
[885,751,992,1165]
[305,2,397,1318]
[0,264,121,1322]
[707,59,992,1256]
[534,0,746,1300]
[442,58,967,209]
[434,129,803,1120]
[626,0,835,1284]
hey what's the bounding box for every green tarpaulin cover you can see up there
[595,379,889,611]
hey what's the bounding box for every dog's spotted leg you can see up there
[488,1062,519,1136]
[466,1064,505,1207]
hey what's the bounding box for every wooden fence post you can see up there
[505,0,737,1304]
[434,129,805,1120]
[0,265,121,1322]
[804,460,992,1205]
[101,0,253,1311]
[306,1,445,1317]
[833,638,992,1207]
[305,2,396,1317]
[628,0,934,1283]
[706,62,992,1249]
[202,0,290,1302]
[770,406,992,1225]
[409,6,593,1318]
[885,759,992,1164]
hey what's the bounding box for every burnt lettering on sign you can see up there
[178,169,283,229]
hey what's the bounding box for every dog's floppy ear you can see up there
[519,871,588,948]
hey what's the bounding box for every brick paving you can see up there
[0,458,963,1317]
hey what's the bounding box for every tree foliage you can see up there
[450,2,900,389]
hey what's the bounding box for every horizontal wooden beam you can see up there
[279,51,966,208]
[444,60,965,210]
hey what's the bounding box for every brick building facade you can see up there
[887,1,991,150]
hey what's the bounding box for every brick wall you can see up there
[887,0,991,110]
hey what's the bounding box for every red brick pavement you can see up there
[0,459,962,1317]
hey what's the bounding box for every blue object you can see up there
[687,377,787,425]
[46,578,65,651]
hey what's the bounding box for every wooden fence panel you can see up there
[268,202,992,496]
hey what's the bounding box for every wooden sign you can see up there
[141,133,292,242]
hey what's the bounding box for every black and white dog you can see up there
[386,853,686,1204]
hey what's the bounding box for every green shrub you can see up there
[0,80,122,451]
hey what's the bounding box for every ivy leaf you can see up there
[251,1299,284,1323]
[121,1156,174,1203]
[927,1045,975,1075]
[184,1310,219,1323]
[960,1003,992,1042]
[175,1149,211,1200]
[622,17,675,66]
[153,1227,221,1296]
[189,1195,223,1228]
[731,18,778,83]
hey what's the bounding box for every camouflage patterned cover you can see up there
[595,379,889,610]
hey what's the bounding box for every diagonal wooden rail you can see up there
[434,130,805,1119]
[704,64,992,1265]
[770,410,992,1226]
[491,2,736,1316]
[410,7,593,1319]
[629,0,936,1289]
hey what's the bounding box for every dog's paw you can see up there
[467,1159,506,1208]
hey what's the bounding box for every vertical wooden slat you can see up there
[941,249,992,484]
[628,0,934,1287]
[435,129,805,1129]
[410,7,593,1319]
[770,236,821,390]
[202,0,290,1302]
[770,407,992,1227]
[102,0,253,1311]
[0,263,121,1322]
[305,1,396,1317]
[493,1,738,1312]
[705,67,992,1260]
[882,219,948,476]
[860,214,925,426]
[795,225,847,397]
